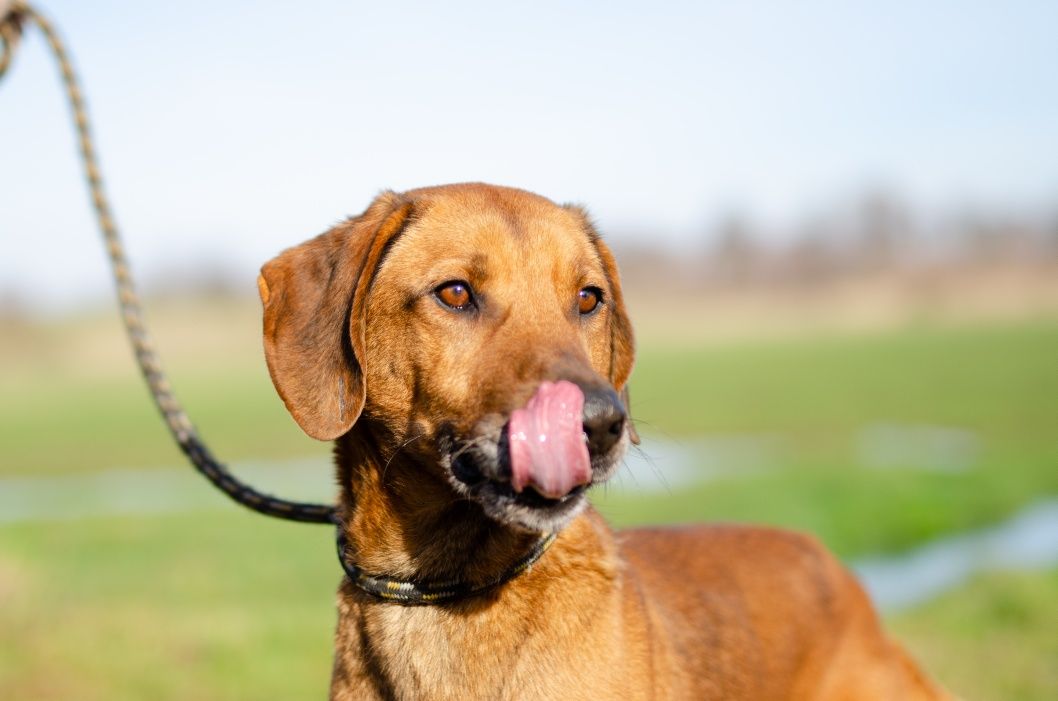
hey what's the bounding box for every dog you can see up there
[257,183,951,700]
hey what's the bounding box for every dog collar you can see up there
[335,529,557,605]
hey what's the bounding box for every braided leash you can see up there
[2,3,560,602]
[0,1,336,525]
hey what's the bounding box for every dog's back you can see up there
[620,524,950,700]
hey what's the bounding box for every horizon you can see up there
[2,1,1057,310]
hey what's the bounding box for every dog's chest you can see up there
[353,598,618,701]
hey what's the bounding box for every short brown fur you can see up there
[259,183,951,700]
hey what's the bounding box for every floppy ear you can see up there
[258,192,414,440]
[565,205,640,444]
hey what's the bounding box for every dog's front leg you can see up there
[330,592,392,701]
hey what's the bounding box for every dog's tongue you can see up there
[508,381,591,499]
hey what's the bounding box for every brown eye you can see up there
[435,281,474,310]
[578,287,602,315]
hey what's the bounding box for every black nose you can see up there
[582,387,627,458]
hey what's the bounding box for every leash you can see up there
[0,1,336,525]
[2,2,558,602]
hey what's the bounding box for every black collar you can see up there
[335,529,556,605]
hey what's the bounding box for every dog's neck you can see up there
[333,429,541,588]
[330,427,622,699]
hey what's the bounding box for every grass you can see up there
[4,310,1056,476]
[632,321,1058,437]
[12,313,1056,555]
[0,512,335,701]
[2,306,1057,697]
[607,319,1058,556]
[2,512,1055,700]
[596,455,1058,558]
[893,567,1058,701]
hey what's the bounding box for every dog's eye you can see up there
[578,287,602,315]
[435,281,475,311]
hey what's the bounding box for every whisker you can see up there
[381,432,428,478]
[628,442,673,496]
[449,434,494,462]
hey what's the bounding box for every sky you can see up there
[1,0,1057,310]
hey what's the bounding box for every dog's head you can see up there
[258,183,636,532]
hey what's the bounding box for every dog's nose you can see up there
[582,387,627,458]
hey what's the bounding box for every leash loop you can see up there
[1,1,337,525]
[0,1,24,79]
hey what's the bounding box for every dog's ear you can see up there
[258,192,414,440]
[565,205,639,444]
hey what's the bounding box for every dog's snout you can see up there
[582,387,626,457]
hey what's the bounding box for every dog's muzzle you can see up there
[445,379,629,531]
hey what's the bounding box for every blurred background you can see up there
[2,1,1056,699]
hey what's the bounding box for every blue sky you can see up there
[2,1,1056,309]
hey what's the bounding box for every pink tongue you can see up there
[508,381,591,499]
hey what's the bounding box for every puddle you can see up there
[857,423,980,472]
[0,458,335,524]
[853,499,1058,612]
[3,442,1056,614]
[0,435,779,522]
[615,434,781,493]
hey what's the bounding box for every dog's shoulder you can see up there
[627,526,867,635]
[617,522,863,615]
[612,524,883,697]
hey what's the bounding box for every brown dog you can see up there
[257,183,951,700]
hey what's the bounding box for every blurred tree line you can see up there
[618,191,1058,292]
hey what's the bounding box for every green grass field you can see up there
[2,509,1053,701]
[1,306,1056,698]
